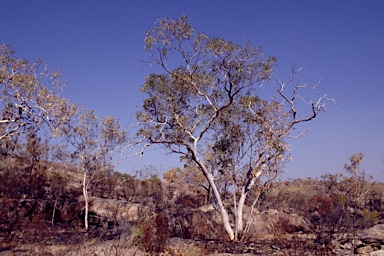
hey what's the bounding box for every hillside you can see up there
[1,155,384,255]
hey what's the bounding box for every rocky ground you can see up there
[2,195,384,255]
[2,162,384,256]
[3,225,384,256]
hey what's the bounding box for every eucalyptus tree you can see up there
[0,44,76,142]
[60,109,127,230]
[137,16,332,240]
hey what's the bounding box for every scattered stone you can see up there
[340,242,353,250]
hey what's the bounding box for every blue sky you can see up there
[1,1,383,180]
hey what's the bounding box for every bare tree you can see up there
[137,16,333,241]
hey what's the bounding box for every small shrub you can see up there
[359,208,381,228]
[133,212,170,253]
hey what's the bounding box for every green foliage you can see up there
[163,167,183,183]
[0,44,77,141]
[138,15,331,241]
[344,152,365,177]
[359,209,381,227]
[138,16,277,153]
[59,107,127,230]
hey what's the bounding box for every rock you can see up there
[355,245,373,254]
[361,224,384,243]
[331,239,341,249]
[121,203,141,221]
[89,197,144,223]
[167,237,196,251]
[369,249,384,255]
[199,204,214,212]
[247,209,312,239]
[340,242,353,250]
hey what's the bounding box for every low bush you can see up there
[132,212,170,254]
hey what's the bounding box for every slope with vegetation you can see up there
[0,16,383,256]
[1,151,384,255]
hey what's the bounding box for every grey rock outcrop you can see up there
[89,197,144,223]
[361,224,384,243]
[246,209,312,240]
[354,224,384,255]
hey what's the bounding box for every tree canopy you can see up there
[0,44,76,141]
[137,16,332,240]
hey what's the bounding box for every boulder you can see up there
[89,197,144,223]
[355,245,373,254]
[369,249,384,255]
[361,224,384,243]
[121,204,141,222]
[188,206,311,241]
[167,237,196,252]
[247,209,312,239]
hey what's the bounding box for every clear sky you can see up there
[1,0,383,180]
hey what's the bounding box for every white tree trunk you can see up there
[236,189,247,238]
[207,173,235,240]
[83,170,89,231]
[194,156,235,240]
[236,172,262,240]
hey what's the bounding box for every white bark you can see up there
[83,169,89,231]
[209,173,235,240]
[236,188,247,237]
[194,156,235,240]
[236,171,261,239]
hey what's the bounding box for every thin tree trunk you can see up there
[234,187,238,240]
[244,189,262,236]
[51,196,58,225]
[83,170,89,231]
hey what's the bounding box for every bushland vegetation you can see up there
[137,15,335,241]
[0,17,382,255]
[1,148,383,255]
